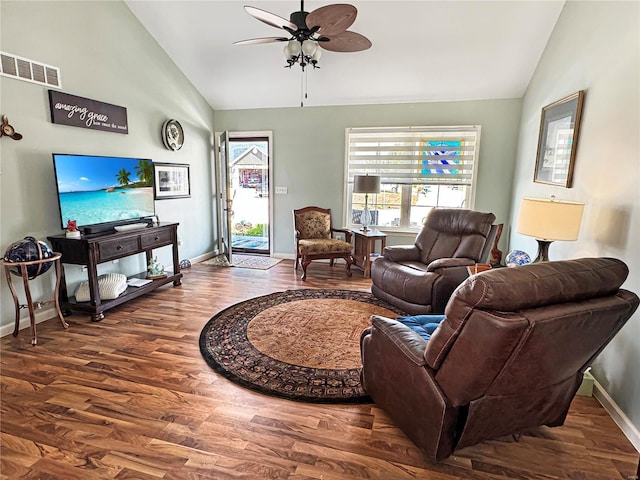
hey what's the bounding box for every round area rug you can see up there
[199,289,405,403]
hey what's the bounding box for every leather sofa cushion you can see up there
[371,260,439,305]
[425,257,631,371]
[448,257,629,313]
[414,210,495,264]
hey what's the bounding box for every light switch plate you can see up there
[275,186,288,194]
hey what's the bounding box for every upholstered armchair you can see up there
[293,206,353,281]
[371,209,496,314]
[361,258,639,462]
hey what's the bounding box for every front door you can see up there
[217,131,233,264]
[228,135,271,255]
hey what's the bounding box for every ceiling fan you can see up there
[234,1,372,70]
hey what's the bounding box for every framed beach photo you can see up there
[534,91,585,188]
[154,162,190,199]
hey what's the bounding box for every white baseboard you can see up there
[0,306,57,338]
[593,378,640,451]
[191,250,218,264]
[273,252,295,260]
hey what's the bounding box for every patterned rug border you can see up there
[198,289,406,404]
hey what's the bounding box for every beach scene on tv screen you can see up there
[54,155,155,227]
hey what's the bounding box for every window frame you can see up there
[343,125,481,232]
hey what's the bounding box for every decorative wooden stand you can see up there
[1,253,69,345]
[47,222,182,322]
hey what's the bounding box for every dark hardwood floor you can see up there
[1,260,638,479]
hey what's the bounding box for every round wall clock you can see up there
[161,119,184,151]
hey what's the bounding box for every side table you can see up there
[1,253,69,345]
[351,228,387,278]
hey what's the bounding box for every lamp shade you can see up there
[517,197,584,241]
[353,175,381,194]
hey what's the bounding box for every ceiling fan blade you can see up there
[234,37,289,46]
[244,6,297,31]
[306,4,357,37]
[320,31,372,52]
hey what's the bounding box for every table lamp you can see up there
[353,175,381,231]
[516,196,585,262]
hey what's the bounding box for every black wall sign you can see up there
[48,90,128,134]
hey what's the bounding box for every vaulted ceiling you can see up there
[125,1,565,111]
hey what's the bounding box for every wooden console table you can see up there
[1,254,69,345]
[351,228,387,278]
[47,222,182,322]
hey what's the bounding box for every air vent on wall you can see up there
[0,51,61,88]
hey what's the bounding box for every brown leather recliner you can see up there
[360,258,639,462]
[371,208,496,314]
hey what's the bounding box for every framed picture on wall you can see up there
[154,162,190,199]
[534,90,585,188]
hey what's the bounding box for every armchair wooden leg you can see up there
[301,257,311,281]
[345,255,353,277]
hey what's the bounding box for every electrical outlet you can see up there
[275,186,288,194]
[112,259,119,264]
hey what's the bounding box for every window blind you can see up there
[347,126,480,185]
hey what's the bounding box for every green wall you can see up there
[0,1,216,328]
[215,98,522,256]
[509,1,640,440]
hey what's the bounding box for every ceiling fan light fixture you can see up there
[311,45,321,65]
[286,39,302,57]
[301,40,318,56]
[238,1,371,104]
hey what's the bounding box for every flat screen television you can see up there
[52,153,155,233]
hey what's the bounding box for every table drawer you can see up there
[140,229,172,248]
[98,237,140,262]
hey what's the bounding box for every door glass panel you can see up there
[229,140,270,254]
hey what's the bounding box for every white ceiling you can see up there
[125,1,565,111]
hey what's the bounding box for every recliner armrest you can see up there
[427,257,475,272]
[367,315,428,366]
[382,245,421,263]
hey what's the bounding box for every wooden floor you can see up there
[1,260,638,479]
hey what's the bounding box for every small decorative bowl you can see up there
[505,250,532,267]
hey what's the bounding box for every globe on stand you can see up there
[3,236,55,279]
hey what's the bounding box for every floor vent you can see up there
[0,51,61,88]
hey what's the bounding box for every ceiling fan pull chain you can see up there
[300,70,304,107]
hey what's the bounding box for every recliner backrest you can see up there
[424,258,638,407]
[414,209,496,264]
